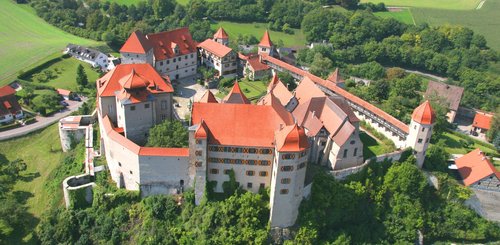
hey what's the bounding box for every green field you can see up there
[374,9,415,25]
[439,131,498,156]
[360,131,394,160]
[211,21,307,47]
[217,79,269,102]
[0,0,101,85]
[107,0,220,5]
[361,0,481,10]
[26,57,101,91]
[0,125,65,243]
[412,0,500,51]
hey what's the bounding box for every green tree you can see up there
[152,0,175,19]
[424,140,450,171]
[146,120,188,148]
[309,53,333,78]
[76,64,88,88]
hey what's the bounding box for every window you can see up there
[195,161,202,167]
[118,162,122,167]
[144,103,150,109]
[129,170,133,175]
[191,54,194,58]
[281,166,293,172]
[281,178,291,184]
[173,58,176,62]
[167,60,170,64]
[160,61,163,66]
[298,162,306,170]
[247,182,253,188]
[422,127,425,132]
[246,170,255,176]
[280,189,289,195]
[196,139,202,144]
[259,171,268,177]
[300,151,307,158]
[260,183,265,189]
[161,100,167,110]
[343,149,348,158]
[247,160,256,165]
[224,169,231,175]
[282,153,296,160]
[130,106,136,111]
[418,138,423,144]
[262,48,267,52]
[210,169,219,174]
[350,140,356,145]
[353,148,358,157]
[179,57,182,61]
[235,159,243,165]
[195,150,202,156]
[414,125,417,129]
[321,141,326,146]
[260,160,270,166]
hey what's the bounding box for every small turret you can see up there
[258,30,274,56]
[213,27,229,46]
[406,100,436,168]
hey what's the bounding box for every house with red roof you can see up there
[120,28,198,81]
[198,29,237,78]
[0,85,23,124]
[472,111,493,134]
[455,149,500,191]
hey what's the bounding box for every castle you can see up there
[87,27,436,228]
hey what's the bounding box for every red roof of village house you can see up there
[455,148,499,186]
[275,124,309,152]
[191,102,294,147]
[56,88,72,97]
[294,76,324,104]
[259,30,273,47]
[473,112,493,130]
[194,120,208,139]
[199,90,218,103]
[120,30,153,54]
[119,69,150,89]
[326,68,344,84]
[198,39,233,57]
[214,27,229,39]
[223,81,250,104]
[97,64,173,97]
[146,27,198,60]
[261,54,410,134]
[412,100,436,124]
[0,85,16,97]
[247,55,270,71]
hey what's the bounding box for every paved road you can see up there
[0,99,86,141]
[404,69,447,82]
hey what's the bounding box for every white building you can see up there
[0,85,23,124]
[65,44,110,71]
[198,38,238,78]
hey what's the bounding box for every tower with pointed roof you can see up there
[258,30,275,56]
[120,30,155,65]
[213,27,229,46]
[269,124,310,227]
[406,100,436,168]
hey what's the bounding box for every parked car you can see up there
[72,96,81,102]
[60,101,69,107]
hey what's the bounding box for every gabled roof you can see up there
[197,39,233,57]
[294,76,324,104]
[97,64,173,97]
[326,68,344,84]
[473,112,493,130]
[259,79,293,108]
[275,124,309,152]
[214,27,229,39]
[246,55,270,71]
[412,100,436,125]
[56,88,72,96]
[191,102,294,147]
[223,81,250,104]
[199,90,218,103]
[146,27,198,60]
[455,148,499,186]
[0,85,16,97]
[194,120,208,139]
[120,30,153,54]
[259,30,273,47]
[425,81,464,111]
[267,73,280,92]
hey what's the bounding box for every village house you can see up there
[198,28,238,78]
[472,111,493,134]
[120,28,198,81]
[455,149,500,192]
[57,88,73,100]
[425,80,464,123]
[65,44,110,71]
[0,85,23,124]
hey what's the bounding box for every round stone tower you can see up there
[406,100,436,168]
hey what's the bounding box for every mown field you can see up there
[211,21,307,47]
[374,8,415,25]
[412,0,500,51]
[0,0,101,85]
[107,0,220,5]
[361,0,481,10]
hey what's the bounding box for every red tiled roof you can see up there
[455,148,499,186]
[199,90,218,103]
[267,73,280,92]
[223,81,250,104]
[214,27,229,39]
[294,76,324,104]
[247,55,270,71]
[139,147,189,157]
[97,64,173,97]
[198,39,233,57]
[275,124,309,152]
[0,85,16,97]
[146,27,198,60]
[56,88,72,96]
[116,87,151,104]
[412,100,436,125]
[259,30,273,47]
[194,120,208,139]
[261,54,410,134]
[259,79,293,108]
[120,30,153,54]
[473,112,493,130]
[119,69,150,89]
[191,102,294,147]
[3,101,12,109]
[326,68,344,84]
[425,81,463,111]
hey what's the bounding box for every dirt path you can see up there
[476,0,486,9]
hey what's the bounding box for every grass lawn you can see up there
[0,0,102,86]
[361,0,481,10]
[374,8,415,25]
[360,131,393,160]
[217,79,269,102]
[211,21,307,47]
[412,0,500,51]
[107,0,219,5]
[439,131,498,156]
[0,125,65,243]
[27,57,101,91]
